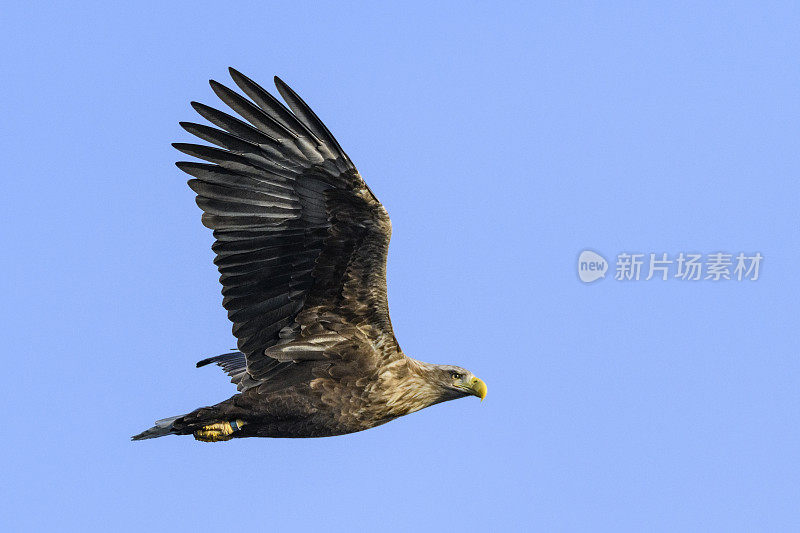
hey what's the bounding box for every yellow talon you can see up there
[193,420,246,442]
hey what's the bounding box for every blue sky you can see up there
[3,2,799,531]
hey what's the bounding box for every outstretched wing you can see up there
[175,69,400,391]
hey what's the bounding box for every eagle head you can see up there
[431,365,488,402]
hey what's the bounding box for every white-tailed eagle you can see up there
[133,69,486,442]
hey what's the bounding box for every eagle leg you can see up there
[193,419,247,442]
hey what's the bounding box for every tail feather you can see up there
[131,415,182,441]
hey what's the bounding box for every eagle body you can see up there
[133,70,486,442]
[176,356,457,439]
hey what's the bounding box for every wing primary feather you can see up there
[188,103,303,168]
[228,67,321,144]
[209,80,300,142]
[179,120,271,155]
[273,76,349,162]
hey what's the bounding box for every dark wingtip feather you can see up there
[196,352,240,368]
[228,68,246,89]
[208,79,241,104]
[208,79,226,96]
[230,70,318,140]
[272,76,347,160]
[272,76,295,99]
[196,357,215,368]
[178,122,200,135]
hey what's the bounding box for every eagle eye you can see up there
[450,372,463,380]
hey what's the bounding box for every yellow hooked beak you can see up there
[469,377,487,401]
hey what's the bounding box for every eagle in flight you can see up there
[133,69,486,442]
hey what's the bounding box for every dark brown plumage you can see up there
[132,69,486,442]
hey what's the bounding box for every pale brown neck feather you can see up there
[372,358,447,419]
